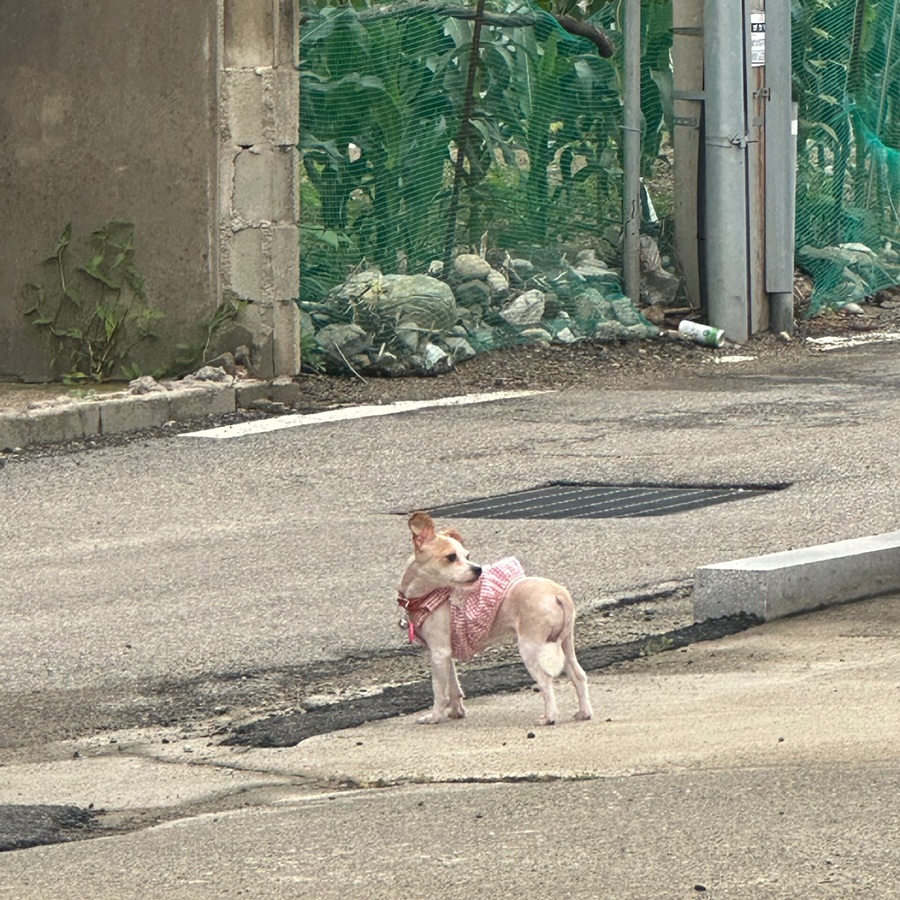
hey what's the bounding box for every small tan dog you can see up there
[397,511,593,725]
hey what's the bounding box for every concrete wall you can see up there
[0,0,300,383]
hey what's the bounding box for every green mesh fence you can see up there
[298,1,900,374]
[794,0,900,315]
[298,0,665,375]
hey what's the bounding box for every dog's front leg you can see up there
[419,646,453,724]
[421,650,465,721]
[447,659,466,719]
[417,608,455,724]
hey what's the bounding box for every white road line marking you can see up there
[179,389,550,440]
[807,331,900,350]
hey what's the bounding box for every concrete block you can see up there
[25,406,87,445]
[0,416,31,451]
[272,300,302,376]
[229,227,266,299]
[694,531,900,622]
[269,377,300,406]
[231,302,276,378]
[235,380,271,408]
[224,0,274,69]
[222,67,297,152]
[0,403,101,449]
[77,402,102,438]
[271,224,300,300]
[99,394,171,436]
[225,70,267,147]
[233,147,294,224]
[271,68,300,146]
[168,385,236,420]
[275,0,296,68]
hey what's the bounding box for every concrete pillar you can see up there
[219,0,301,377]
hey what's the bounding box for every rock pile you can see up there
[301,247,665,376]
[798,242,900,316]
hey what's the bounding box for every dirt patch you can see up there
[262,297,900,411]
[5,296,900,424]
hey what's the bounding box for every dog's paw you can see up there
[417,712,444,725]
[538,716,556,726]
[574,710,593,721]
[448,706,466,720]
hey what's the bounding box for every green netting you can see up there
[299,0,900,370]
[794,0,900,315]
[298,0,666,375]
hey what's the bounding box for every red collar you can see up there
[397,588,451,646]
[398,591,424,645]
[397,590,434,613]
[397,588,450,613]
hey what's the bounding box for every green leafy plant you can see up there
[791,0,900,312]
[640,634,674,657]
[793,1,900,241]
[475,19,623,245]
[24,220,163,383]
[167,297,248,377]
[300,220,361,306]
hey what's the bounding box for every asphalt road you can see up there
[3,346,900,734]
[1,341,900,894]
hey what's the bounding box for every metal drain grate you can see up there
[428,482,782,520]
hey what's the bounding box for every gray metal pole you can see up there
[765,0,796,334]
[622,0,641,304]
[672,0,704,309]
[704,0,750,343]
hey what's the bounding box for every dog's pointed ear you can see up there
[440,527,467,548]
[408,511,435,550]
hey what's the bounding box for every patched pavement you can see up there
[1,594,898,897]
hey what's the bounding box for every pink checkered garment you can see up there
[402,557,525,662]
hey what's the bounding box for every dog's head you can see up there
[404,511,482,591]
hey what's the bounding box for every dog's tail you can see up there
[539,596,572,677]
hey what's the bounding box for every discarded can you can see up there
[678,319,725,347]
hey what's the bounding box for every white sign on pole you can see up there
[751,12,766,67]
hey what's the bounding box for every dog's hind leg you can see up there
[519,641,560,725]
[562,633,593,721]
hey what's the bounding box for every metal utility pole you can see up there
[622,0,641,304]
[764,0,796,334]
[697,0,796,341]
[703,0,751,343]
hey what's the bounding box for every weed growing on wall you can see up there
[166,296,247,376]
[24,220,164,383]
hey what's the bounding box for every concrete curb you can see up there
[694,530,900,621]
[0,376,302,452]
